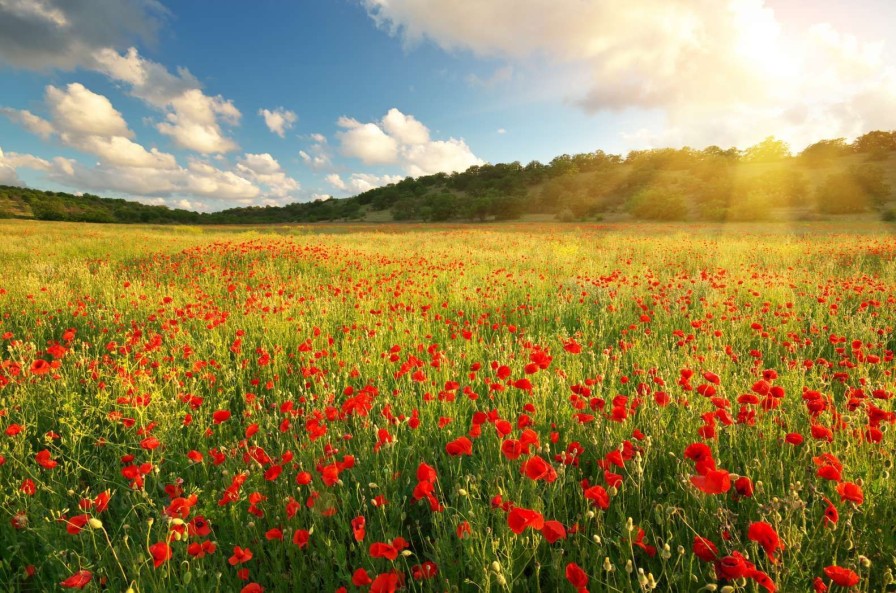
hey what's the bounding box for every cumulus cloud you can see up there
[91,47,241,153]
[12,82,179,170]
[0,146,54,184]
[0,108,54,139]
[345,172,403,193]
[0,0,164,70]
[47,158,259,203]
[235,153,301,198]
[337,116,400,165]
[361,0,896,149]
[325,173,347,191]
[299,134,333,170]
[337,108,482,175]
[259,107,297,138]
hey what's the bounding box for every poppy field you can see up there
[1,219,895,593]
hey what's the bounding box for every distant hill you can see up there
[2,130,895,224]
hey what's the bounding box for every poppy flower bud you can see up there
[603,557,614,572]
[859,555,871,568]
[88,518,103,530]
[625,560,633,573]
[458,488,468,497]
[491,561,502,573]
[721,587,735,593]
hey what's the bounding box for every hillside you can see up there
[2,131,895,224]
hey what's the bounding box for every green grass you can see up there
[0,220,894,592]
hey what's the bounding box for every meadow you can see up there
[0,219,894,593]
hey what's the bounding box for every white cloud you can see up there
[154,89,240,154]
[337,116,400,165]
[21,83,179,170]
[0,0,163,70]
[235,153,300,198]
[346,172,403,193]
[325,173,347,191]
[0,146,55,185]
[47,158,262,203]
[46,83,131,137]
[91,47,241,154]
[0,108,54,139]
[299,134,333,170]
[362,0,896,150]
[381,108,430,145]
[259,107,297,138]
[336,108,483,175]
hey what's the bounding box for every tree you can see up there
[629,187,688,221]
[741,136,791,163]
[852,130,896,154]
[798,138,850,167]
[814,165,890,214]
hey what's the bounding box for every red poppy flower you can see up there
[690,468,731,494]
[293,529,310,548]
[240,584,265,593]
[822,497,839,526]
[747,521,784,563]
[521,455,557,482]
[823,566,859,587]
[352,568,372,586]
[714,552,751,580]
[583,485,610,510]
[229,546,253,565]
[64,514,90,535]
[351,516,366,541]
[565,562,589,591]
[693,535,719,562]
[369,571,404,593]
[836,482,863,505]
[445,436,472,456]
[60,570,93,589]
[540,520,567,543]
[149,541,172,568]
[412,561,438,581]
[30,359,52,375]
[507,506,544,534]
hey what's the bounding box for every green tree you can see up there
[741,136,791,163]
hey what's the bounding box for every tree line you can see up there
[1,130,894,224]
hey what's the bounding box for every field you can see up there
[1,219,895,593]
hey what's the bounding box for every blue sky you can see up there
[1,0,894,211]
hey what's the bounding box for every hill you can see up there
[2,131,895,224]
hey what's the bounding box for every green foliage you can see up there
[816,165,892,214]
[3,129,895,224]
[799,138,850,167]
[741,136,791,163]
[629,187,688,221]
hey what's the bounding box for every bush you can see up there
[629,188,687,221]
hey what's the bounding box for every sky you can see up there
[0,0,894,211]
